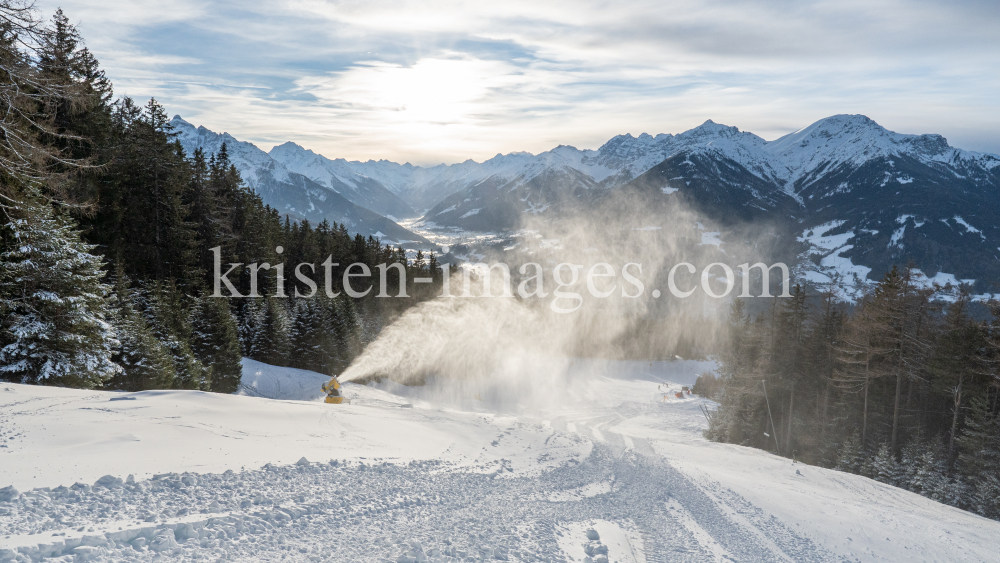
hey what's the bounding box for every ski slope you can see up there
[2,359,998,562]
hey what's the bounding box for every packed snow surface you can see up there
[2,358,998,562]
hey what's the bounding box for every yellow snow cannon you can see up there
[323,376,349,404]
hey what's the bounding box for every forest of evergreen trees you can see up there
[699,268,1000,520]
[0,4,440,394]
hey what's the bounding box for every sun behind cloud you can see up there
[302,56,516,125]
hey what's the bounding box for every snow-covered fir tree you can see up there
[106,272,177,391]
[0,190,121,388]
[140,281,209,390]
[190,296,242,393]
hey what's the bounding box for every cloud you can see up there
[35,0,1000,163]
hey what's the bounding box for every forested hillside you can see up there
[0,5,440,393]
[701,269,1000,519]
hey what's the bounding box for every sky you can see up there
[38,0,1000,165]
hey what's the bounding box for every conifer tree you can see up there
[186,147,222,278]
[99,97,199,286]
[331,294,360,371]
[835,289,892,447]
[911,444,945,496]
[190,296,242,393]
[957,397,1000,478]
[836,432,864,474]
[289,297,323,371]
[932,292,987,456]
[0,189,120,388]
[35,8,113,208]
[0,4,93,195]
[898,436,923,490]
[971,474,1000,520]
[806,285,842,449]
[428,251,441,283]
[872,443,900,486]
[105,272,175,391]
[141,280,209,390]
[248,297,290,366]
[236,298,263,356]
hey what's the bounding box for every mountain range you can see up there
[172,115,1000,296]
[170,117,429,245]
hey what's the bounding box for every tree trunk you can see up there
[891,283,908,456]
[862,376,870,447]
[891,369,903,455]
[821,379,830,442]
[905,377,914,411]
[786,383,795,456]
[862,353,871,447]
[949,375,964,456]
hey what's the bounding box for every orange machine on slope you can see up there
[322,376,350,404]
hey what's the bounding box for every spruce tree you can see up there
[872,443,900,486]
[332,294,360,371]
[0,189,120,388]
[957,397,1000,474]
[106,273,176,391]
[186,148,223,279]
[190,296,242,393]
[836,432,864,474]
[971,474,1000,520]
[36,8,114,208]
[932,293,988,456]
[99,97,199,287]
[290,297,324,371]
[248,297,290,366]
[236,297,263,356]
[141,280,209,390]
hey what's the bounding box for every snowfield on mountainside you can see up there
[2,359,999,562]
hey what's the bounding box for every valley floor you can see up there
[1,359,997,562]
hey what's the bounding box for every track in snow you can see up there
[2,437,842,563]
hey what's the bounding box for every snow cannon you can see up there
[322,376,350,404]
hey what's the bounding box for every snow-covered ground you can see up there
[2,358,998,562]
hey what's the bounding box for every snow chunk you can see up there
[93,475,123,489]
[0,485,18,501]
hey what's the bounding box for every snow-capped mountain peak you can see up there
[763,114,1000,185]
[686,118,742,137]
[267,140,416,218]
[169,116,426,243]
[269,141,358,190]
[171,115,293,187]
